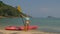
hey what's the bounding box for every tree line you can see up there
[0,1,26,17]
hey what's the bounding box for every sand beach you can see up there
[0,29,59,34]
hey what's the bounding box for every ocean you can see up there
[0,17,60,33]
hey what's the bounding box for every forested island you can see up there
[47,16,56,18]
[0,1,27,18]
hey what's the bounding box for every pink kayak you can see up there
[19,26,38,30]
[5,26,19,30]
[5,26,38,30]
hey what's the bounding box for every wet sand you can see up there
[0,30,60,34]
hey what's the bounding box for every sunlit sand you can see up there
[0,29,59,34]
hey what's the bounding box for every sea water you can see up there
[0,17,60,33]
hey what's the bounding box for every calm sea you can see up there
[0,17,60,33]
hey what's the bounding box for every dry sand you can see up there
[0,30,59,34]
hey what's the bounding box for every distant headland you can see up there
[0,1,27,18]
[47,16,56,18]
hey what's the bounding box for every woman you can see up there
[24,16,30,31]
[20,14,30,31]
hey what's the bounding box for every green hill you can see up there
[0,1,26,17]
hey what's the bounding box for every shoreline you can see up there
[0,29,59,34]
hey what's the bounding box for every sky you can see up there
[1,0,60,18]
